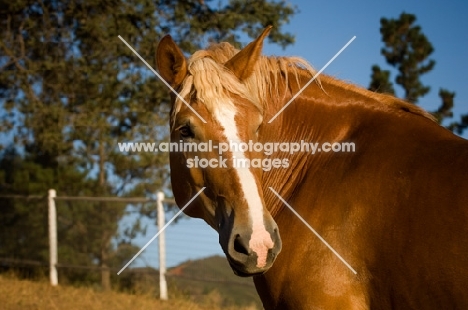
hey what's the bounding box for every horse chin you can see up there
[233,268,266,278]
[227,259,271,277]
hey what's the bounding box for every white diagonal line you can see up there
[269,187,357,274]
[117,35,207,123]
[268,36,356,123]
[117,187,206,275]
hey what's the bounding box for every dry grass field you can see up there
[0,274,258,310]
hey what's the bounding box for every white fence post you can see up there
[48,189,58,286]
[157,191,168,300]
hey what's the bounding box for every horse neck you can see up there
[258,72,452,217]
[259,75,361,216]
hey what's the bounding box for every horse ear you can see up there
[224,26,272,81]
[156,35,187,87]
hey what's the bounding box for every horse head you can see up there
[156,27,282,276]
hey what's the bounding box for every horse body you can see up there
[156,27,468,309]
[258,73,468,309]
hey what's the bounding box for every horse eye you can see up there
[179,125,193,138]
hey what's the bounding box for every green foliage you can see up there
[433,88,454,123]
[368,12,433,103]
[0,0,296,288]
[448,113,468,135]
[379,12,435,103]
[369,12,467,134]
[368,65,395,95]
[0,150,50,263]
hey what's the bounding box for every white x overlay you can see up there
[269,187,357,274]
[117,187,206,275]
[117,34,357,276]
[117,35,207,123]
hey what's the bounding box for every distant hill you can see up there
[167,255,263,309]
[121,255,263,309]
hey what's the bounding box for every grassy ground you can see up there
[0,274,258,310]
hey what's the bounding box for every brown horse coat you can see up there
[157,27,468,309]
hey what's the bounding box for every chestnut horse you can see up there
[156,27,468,309]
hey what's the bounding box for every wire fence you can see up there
[0,190,257,303]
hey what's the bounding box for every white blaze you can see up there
[213,104,274,268]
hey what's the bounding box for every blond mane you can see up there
[173,42,317,121]
[173,41,434,123]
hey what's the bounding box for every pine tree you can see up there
[0,0,297,289]
[379,13,435,103]
[369,12,467,134]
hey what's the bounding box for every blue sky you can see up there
[131,0,468,269]
[263,0,468,117]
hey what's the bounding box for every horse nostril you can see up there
[233,234,250,256]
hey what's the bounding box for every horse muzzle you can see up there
[220,219,282,277]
